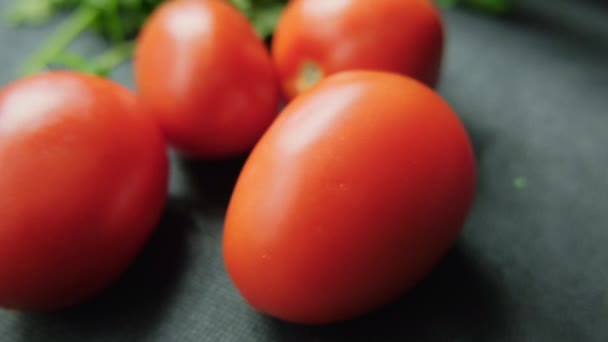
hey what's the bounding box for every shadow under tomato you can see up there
[16,197,197,342]
[265,241,510,342]
[176,152,249,216]
[514,0,608,54]
[462,119,494,168]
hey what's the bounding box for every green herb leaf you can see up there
[6,0,61,26]
[434,0,460,8]
[9,0,512,78]
[249,2,285,38]
[435,0,515,15]
[463,0,515,15]
[513,177,528,190]
[228,0,288,38]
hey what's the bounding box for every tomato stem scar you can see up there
[295,61,324,93]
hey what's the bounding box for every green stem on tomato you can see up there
[19,5,99,76]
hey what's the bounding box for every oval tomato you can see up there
[134,0,281,158]
[271,0,444,100]
[223,71,476,324]
[0,71,168,311]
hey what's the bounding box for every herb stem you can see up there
[105,0,125,43]
[19,5,99,76]
[90,41,135,75]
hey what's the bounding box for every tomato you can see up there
[223,71,476,324]
[0,71,168,311]
[271,0,444,100]
[134,0,281,158]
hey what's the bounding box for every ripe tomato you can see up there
[0,71,168,311]
[271,0,444,100]
[134,0,281,158]
[223,71,476,324]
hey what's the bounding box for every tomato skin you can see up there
[0,71,168,311]
[272,0,444,100]
[223,71,476,324]
[134,0,280,158]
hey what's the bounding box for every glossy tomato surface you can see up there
[0,72,168,311]
[272,0,444,100]
[134,0,280,158]
[223,71,476,325]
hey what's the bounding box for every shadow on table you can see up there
[16,198,197,342]
[177,154,248,216]
[267,241,510,342]
[516,0,608,52]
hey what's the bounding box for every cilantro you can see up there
[436,0,515,15]
[6,0,512,78]
[7,0,163,77]
[231,0,288,38]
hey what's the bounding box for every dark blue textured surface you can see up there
[0,1,607,341]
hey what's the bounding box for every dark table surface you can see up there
[1,1,607,341]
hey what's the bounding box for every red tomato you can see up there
[0,71,168,311]
[272,0,444,100]
[134,0,281,158]
[223,71,476,324]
